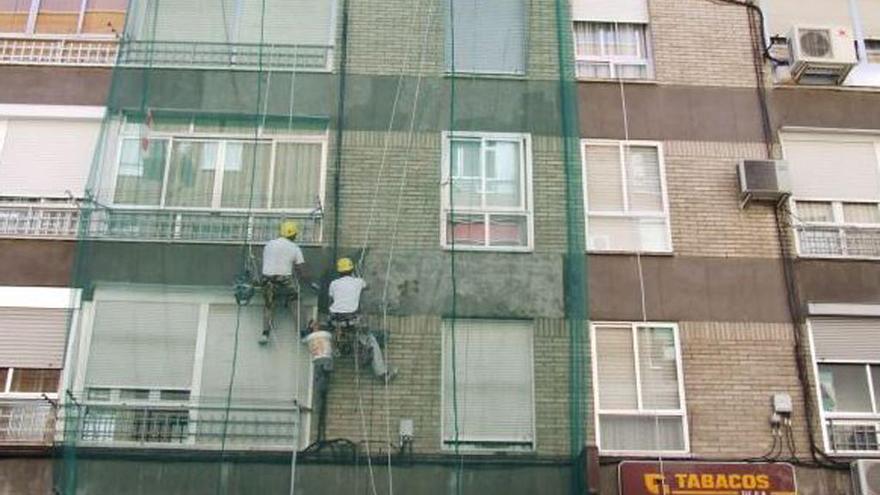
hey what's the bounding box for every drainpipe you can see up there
[849,0,868,62]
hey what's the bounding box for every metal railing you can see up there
[118,40,332,71]
[825,418,880,453]
[0,203,322,244]
[0,36,118,66]
[0,399,56,446]
[796,225,880,259]
[84,208,323,244]
[0,204,81,238]
[61,402,303,450]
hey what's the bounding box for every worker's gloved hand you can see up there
[309,282,321,292]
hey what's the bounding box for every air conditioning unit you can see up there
[738,159,790,206]
[852,459,880,495]
[789,25,857,85]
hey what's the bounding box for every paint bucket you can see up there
[304,330,333,366]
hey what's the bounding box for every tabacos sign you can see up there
[619,461,797,495]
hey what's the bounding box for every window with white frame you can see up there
[583,141,670,252]
[810,317,880,454]
[0,0,127,36]
[0,368,60,396]
[113,127,325,212]
[441,319,534,451]
[441,132,532,250]
[783,132,880,259]
[592,323,688,454]
[573,22,652,79]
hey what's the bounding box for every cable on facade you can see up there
[704,0,786,65]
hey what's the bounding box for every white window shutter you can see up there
[594,325,638,410]
[585,144,624,212]
[859,0,880,39]
[0,119,100,198]
[784,134,880,201]
[0,307,69,369]
[86,301,200,390]
[199,304,312,404]
[240,0,335,46]
[761,0,853,38]
[445,0,527,74]
[442,320,534,445]
[811,317,880,361]
[571,0,648,23]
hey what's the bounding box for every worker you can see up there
[328,257,396,381]
[260,220,307,344]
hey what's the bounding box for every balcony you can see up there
[0,36,117,66]
[0,399,56,447]
[60,401,304,451]
[796,225,880,259]
[825,417,880,455]
[0,202,322,245]
[117,41,332,71]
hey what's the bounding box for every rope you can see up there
[354,337,380,495]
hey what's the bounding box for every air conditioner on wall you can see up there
[737,159,790,207]
[852,459,880,495]
[789,25,857,85]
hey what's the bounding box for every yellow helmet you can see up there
[336,257,355,273]
[279,220,299,239]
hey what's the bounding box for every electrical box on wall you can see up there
[772,393,793,415]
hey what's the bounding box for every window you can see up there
[113,129,325,212]
[441,132,532,250]
[441,320,534,451]
[0,0,126,35]
[867,39,880,64]
[592,323,688,454]
[810,317,880,454]
[783,132,880,259]
[0,368,60,395]
[81,387,190,444]
[444,0,526,75]
[582,141,670,252]
[573,22,652,79]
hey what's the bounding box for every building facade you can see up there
[0,0,878,494]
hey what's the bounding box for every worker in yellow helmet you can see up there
[260,220,309,344]
[328,257,396,381]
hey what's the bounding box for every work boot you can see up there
[259,330,270,345]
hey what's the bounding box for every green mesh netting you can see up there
[58,0,589,493]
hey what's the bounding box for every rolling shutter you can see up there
[445,0,526,75]
[761,0,853,38]
[199,304,311,403]
[0,307,69,368]
[0,118,100,198]
[571,0,648,23]
[783,133,880,201]
[858,0,880,39]
[86,301,199,389]
[240,0,335,45]
[811,317,880,361]
[442,320,534,444]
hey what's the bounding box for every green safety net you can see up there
[57,0,589,493]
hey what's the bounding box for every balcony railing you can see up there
[60,402,304,450]
[117,40,332,71]
[0,203,322,245]
[0,399,56,446]
[796,225,880,259]
[0,36,118,66]
[825,417,880,454]
[0,204,80,238]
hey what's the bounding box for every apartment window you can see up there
[441,132,533,250]
[867,40,880,64]
[810,317,880,454]
[0,0,127,35]
[113,132,325,212]
[583,141,670,252]
[0,368,60,395]
[574,22,651,79]
[783,132,880,258]
[441,320,534,451]
[592,323,688,454]
[444,0,526,75]
[81,387,190,443]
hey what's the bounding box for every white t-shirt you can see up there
[261,237,305,276]
[329,276,367,314]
